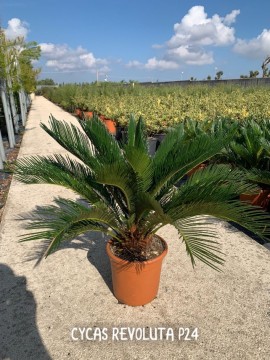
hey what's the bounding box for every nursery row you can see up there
[38,83,270,134]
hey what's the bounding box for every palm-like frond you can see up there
[20,198,123,257]
[175,217,224,271]
[151,127,235,196]
[246,168,270,187]
[14,115,270,269]
[78,114,123,165]
[41,115,98,168]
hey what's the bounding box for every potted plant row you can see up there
[14,114,270,306]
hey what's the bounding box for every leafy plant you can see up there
[219,119,270,170]
[14,115,270,270]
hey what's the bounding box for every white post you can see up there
[8,91,19,133]
[18,89,27,126]
[0,129,6,169]
[1,84,15,148]
[5,53,20,133]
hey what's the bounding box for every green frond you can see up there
[151,130,233,197]
[41,115,97,168]
[14,154,101,203]
[20,198,123,257]
[94,162,137,212]
[246,168,270,187]
[175,217,224,271]
[126,114,136,147]
[123,115,152,190]
[170,165,260,205]
[134,115,148,153]
[172,201,270,241]
[78,114,123,164]
[135,192,171,225]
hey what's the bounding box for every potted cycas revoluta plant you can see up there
[14,115,270,306]
[217,119,270,208]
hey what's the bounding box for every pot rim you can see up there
[106,234,168,266]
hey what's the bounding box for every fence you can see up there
[140,77,270,87]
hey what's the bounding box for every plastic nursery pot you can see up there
[240,189,270,209]
[106,236,168,306]
[83,111,94,119]
[154,133,166,150]
[148,137,158,156]
[103,119,116,135]
[99,115,117,135]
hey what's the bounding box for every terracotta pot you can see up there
[239,193,259,204]
[74,108,82,118]
[240,189,270,209]
[103,119,116,135]
[83,111,93,119]
[106,236,168,306]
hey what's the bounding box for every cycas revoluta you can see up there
[14,114,270,270]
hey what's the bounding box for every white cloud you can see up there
[234,29,270,58]
[127,6,239,69]
[126,60,143,68]
[145,58,179,70]
[5,18,29,39]
[166,46,213,65]
[224,10,241,26]
[40,43,109,72]
[168,6,239,49]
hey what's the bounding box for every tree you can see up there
[0,29,41,93]
[37,78,56,86]
[207,75,211,81]
[240,75,248,79]
[215,71,223,80]
[249,70,259,78]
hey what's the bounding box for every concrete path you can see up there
[0,96,270,360]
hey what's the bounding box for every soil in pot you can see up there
[106,235,168,306]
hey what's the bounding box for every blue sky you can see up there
[1,0,270,83]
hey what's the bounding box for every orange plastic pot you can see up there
[83,111,93,118]
[98,115,116,134]
[240,193,259,204]
[103,119,116,135]
[106,236,168,306]
[240,189,270,209]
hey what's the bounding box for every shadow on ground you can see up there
[0,263,52,360]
